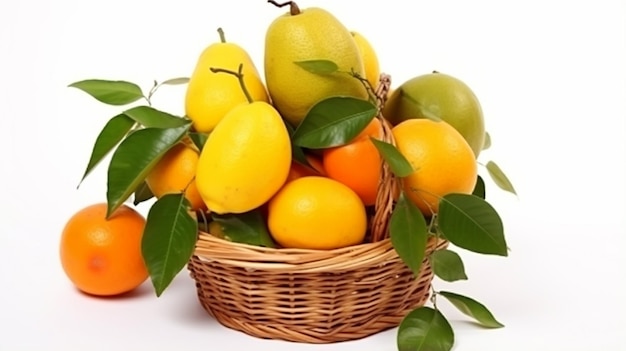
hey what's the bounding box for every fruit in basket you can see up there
[286,154,326,183]
[384,72,485,157]
[195,80,291,214]
[351,30,380,89]
[59,203,148,296]
[185,28,269,133]
[145,141,206,211]
[392,119,477,216]
[267,176,367,249]
[322,118,383,206]
[264,1,368,126]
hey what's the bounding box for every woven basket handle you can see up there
[370,73,401,242]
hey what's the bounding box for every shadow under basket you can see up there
[188,232,448,344]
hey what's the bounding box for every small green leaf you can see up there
[142,193,198,297]
[472,175,486,199]
[294,59,339,74]
[123,106,188,128]
[292,96,377,148]
[161,77,190,85]
[68,79,144,105]
[397,306,454,351]
[212,209,276,248]
[390,192,428,276]
[438,194,507,256]
[439,291,504,328]
[482,132,491,150]
[133,181,154,206]
[486,160,517,195]
[432,249,468,282]
[188,132,209,151]
[78,114,135,187]
[106,123,191,217]
[371,138,414,177]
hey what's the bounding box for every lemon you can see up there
[185,28,269,133]
[351,31,380,89]
[264,3,368,126]
[267,176,367,250]
[195,101,291,214]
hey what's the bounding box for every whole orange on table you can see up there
[59,203,148,296]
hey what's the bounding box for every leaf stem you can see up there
[210,64,253,103]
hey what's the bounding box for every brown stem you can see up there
[217,27,226,43]
[267,0,301,15]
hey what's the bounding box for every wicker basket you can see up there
[186,74,448,343]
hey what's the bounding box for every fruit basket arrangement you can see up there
[62,1,516,350]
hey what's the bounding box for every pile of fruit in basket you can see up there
[60,1,515,350]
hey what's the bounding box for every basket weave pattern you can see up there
[189,233,447,343]
[187,74,448,343]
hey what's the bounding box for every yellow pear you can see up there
[264,2,369,126]
[185,28,269,133]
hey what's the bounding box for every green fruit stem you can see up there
[267,0,301,15]
[217,27,226,43]
[209,64,253,103]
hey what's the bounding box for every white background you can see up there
[1,0,624,350]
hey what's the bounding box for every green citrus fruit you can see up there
[383,72,485,157]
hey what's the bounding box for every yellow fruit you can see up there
[60,203,148,296]
[185,28,269,133]
[384,72,485,157]
[264,3,368,126]
[392,119,477,216]
[195,101,291,214]
[351,31,380,89]
[268,176,367,250]
[145,142,206,211]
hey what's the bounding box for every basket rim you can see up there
[193,231,446,273]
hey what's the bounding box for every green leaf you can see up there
[438,194,507,256]
[472,175,486,199]
[133,181,154,206]
[68,79,144,105]
[212,209,276,248]
[106,123,191,217]
[486,160,517,195]
[294,59,339,74]
[371,138,414,177]
[161,77,190,85]
[78,114,135,187]
[397,306,454,351]
[432,249,468,282]
[123,106,188,128]
[292,96,377,148]
[439,291,504,328]
[390,192,428,276]
[188,132,209,151]
[482,131,491,150]
[141,193,198,297]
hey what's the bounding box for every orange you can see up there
[145,141,206,211]
[392,119,477,216]
[267,176,367,250]
[286,154,326,183]
[323,118,383,206]
[59,203,148,296]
